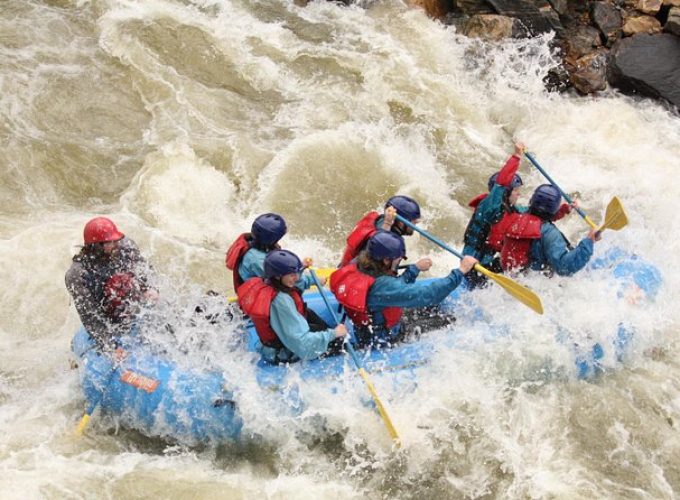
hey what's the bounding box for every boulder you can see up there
[608,33,680,107]
[409,0,450,19]
[566,25,603,59]
[663,0,680,6]
[548,0,569,15]
[462,14,528,40]
[570,50,609,93]
[665,6,680,35]
[590,1,623,45]
[623,15,662,35]
[635,0,662,14]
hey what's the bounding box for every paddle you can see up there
[394,215,544,315]
[307,267,402,448]
[524,152,629,236]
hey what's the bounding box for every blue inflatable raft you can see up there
[72,248,662,443]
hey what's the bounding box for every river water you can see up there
[1,0,680,498]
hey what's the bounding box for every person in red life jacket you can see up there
[225,213,287,293]
[500,184,601,276]
[331,231,478,347]
[463,142,526,268]
[338,195,421,267]
[238,250,347,364]
[65,217,157,351]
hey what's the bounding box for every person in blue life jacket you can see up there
[65,217,158,352]
[225,213,287,293]
[500,184,601,276]
[338,195,421,267]
[331,231,478,347]
[238,249,347,364]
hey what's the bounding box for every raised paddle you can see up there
[524,152,629,235]
[394,215,544,315]
[307,267,402,448]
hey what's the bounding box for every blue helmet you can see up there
[367,231,406,260]
[488,172,523,192]
[264,250,303,279]
[529,184,562,216]
[251,213,287,246]
[385,195,421,221]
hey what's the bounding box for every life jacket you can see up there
[500,213,543,271]
[339,211,380,267]
[486,206,521,253]
[103,272,140,322]
[330,263,402,329]
[225,233,252,292]
[238,277,305,348]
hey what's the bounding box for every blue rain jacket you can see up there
[530,223,594,276]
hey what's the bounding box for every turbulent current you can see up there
[1,0,680,498]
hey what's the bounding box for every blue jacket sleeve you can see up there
[238,248,266,282]
[463,184,506,257]
[367,270,464,310]
[540,224,594,276]
[296,273,314,291]
[270,294,337,361]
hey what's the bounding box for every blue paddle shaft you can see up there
[307,268,364,369]
[524,152,589,220]
[394,215,463,260]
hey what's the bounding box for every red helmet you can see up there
[83,217,124,245]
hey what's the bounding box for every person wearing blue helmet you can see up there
[332,231,477,347]
[338,195,421,267]
[239,249,347,364]
[225,213,288,292]
[500,184,600,276]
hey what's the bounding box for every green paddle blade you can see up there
[474,264,544,315]
[599,197,628,232]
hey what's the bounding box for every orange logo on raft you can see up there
[120,370,160,393]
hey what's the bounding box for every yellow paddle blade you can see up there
[358,368,402,448]
[474,264,544,315]
[75,414,90,436]
[598,197,628,232]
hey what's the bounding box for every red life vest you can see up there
[500,213,543,271]
[330,263,403,329]
[339,211,380,267]
[225,233,252,292]
[238,278,305,347]
[103,272,140,322]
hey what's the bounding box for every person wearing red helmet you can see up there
[65,217,155,351]
[338,195,421,268]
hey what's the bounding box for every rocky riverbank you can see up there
[410,0,680,108]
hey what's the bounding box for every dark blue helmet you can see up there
[385,195,421,221]
[264,250,303,279]
[529,184,562,216]
[367,231,406,260]
[488,172,523,192]
[251,213,287,246]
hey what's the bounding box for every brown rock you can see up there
[570,50,609,94]
[666,6,680,35]
[663,0,680,6]
[408,0,450,19]
[636,0,662,14]
[590,2,623,46]
[463,14,518,40]
[623,15,662,35]
[566,25,603,59]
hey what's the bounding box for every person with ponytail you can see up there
[332,231,477,347]
[239,249,347,364]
